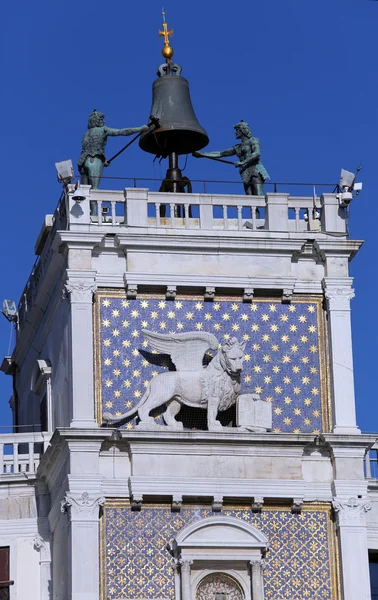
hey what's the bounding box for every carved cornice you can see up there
[61,492,105,521]
[332,497,371,526]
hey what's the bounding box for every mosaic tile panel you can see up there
[102,504,338,600]
[95,295,328,432]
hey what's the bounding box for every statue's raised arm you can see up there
[78,110,150,189]
[193,147,236,159]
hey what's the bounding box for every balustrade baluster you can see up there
[13,443,19,473]
[170,204,175,227]
[252,207,257,230]
[237,206,242,230]
[184,204,190,229]
[97,201,102,225]
[223,205,228,230]
[111,201,116,226]
[28,442,34,473]
[295,208,300,232]
[155,203,161,227]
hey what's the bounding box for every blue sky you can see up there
[1,0,377,432]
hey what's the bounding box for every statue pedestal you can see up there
[236,394,272,432]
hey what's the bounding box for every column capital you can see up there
[65,279,97,303]
[332,497,371,526]
[250,559,263,568]
[179,559,193,572]
[61,492,105,521]
[64,269,97,303]
[322,279,355,311]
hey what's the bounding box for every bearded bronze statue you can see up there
[78,110,150,189]
[194,121,270,196]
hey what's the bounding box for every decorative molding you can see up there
[243,288,254,303]
[60,492,105,521]
[128,475,306,502]
[332,497,372,526]
[123,271,297,291]
[64,280,96,303]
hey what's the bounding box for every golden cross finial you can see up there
[159,7,174,58]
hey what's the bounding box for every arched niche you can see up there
[171,517,268,600]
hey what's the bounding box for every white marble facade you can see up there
[0,185,375,600]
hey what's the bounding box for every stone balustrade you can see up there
[66,186,347,235]
[0,432,50,476]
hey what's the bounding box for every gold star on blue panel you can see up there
[102,504,334,600]
[97,296,326,433]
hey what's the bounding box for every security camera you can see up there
[338,168,363,208]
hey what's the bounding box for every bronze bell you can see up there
[139,63,209,158]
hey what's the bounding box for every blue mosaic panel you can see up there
[96,296,326,432]
[102,505,335,600]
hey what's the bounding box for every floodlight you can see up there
[2,300,17,322]
[340,169,355,190]
[354,182,363,192]
[55,160,74,184]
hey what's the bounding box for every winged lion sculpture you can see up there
[103,329,246,431]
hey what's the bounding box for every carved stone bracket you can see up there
[252,496,264,513]
[172,495,182,512]
[212,495,223,512]
[204,287,216,302]
[61,492,105,521]
[127,284,138,299]
[33,534,51,562]
[131,494,143,511]
[166,286,177,301]
[64,279,96,303]
[282,288,293,304]
[333,497,372,526]
[243,288,254,303]
[291,498,303,514]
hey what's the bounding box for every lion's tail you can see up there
[103,387,150,425]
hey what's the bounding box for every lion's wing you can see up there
[141,330,219,371]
